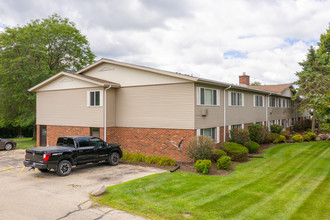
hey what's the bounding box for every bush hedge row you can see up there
[221,142,248,162]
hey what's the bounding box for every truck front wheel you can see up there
[57,160,72,176]
[108,152,120,166]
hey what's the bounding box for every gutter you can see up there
[223,85,232,142]
[104,84,112,142]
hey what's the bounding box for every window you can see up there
[230,124,242,130]
[282,99,287,108]
[197,87,219,105]
[87,90,103,106]
[270,120,275,126]
[197,127,219,143]
[256,122,263,125]
[89,137,104,147]
[229,92,244,106]
[278,98,282,108]
[200,127,216,139]
[56,137,75,147]
[254,95,264,107]
[269,97,276,107]
[90,127,100,138]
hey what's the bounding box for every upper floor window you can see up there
[229,91,244,106]
[254,95,264,107]
[197,87,220,106]
[278,98,282,108]
[269,97,276,107]
[87,90,103,107]
[282,99,287,108]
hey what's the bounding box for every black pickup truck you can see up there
[23,136,122,176]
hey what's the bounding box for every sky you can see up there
[0,0,329,85]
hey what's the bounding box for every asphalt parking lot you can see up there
[0,149,166,220]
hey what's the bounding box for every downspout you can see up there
[223,85,232,142]
[266,93,272,129]
[104,84,112,142]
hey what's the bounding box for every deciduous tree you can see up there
[0,14,96,137]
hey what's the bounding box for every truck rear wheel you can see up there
[56,160,72,176]
[108,152,120,166]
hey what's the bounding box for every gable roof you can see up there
[250,84,292,93]
[77,58,199,82]
[29,71,120,92]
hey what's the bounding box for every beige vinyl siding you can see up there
[106,89,116,126]
[36,87,104,127]
[269,97,297,120]
[195,84,224,128]
[115,83,195,129]
[226,90,266,125]
[84,63,189,87]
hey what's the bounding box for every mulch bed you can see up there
[121,143,276,176]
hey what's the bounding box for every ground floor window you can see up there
[197,127,219,143]
[270,120,275,126]
[255,121,264,125]
[230,124,243,130]
[90,127,100,138]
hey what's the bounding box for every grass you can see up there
[95,141,330,219]
[11,137,36,149]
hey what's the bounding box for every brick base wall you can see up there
[37,125,196,162]
[107,127,196,162]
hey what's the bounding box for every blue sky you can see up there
[0,0,329,85]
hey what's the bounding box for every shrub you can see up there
[228,128,250,146]
[248,124,270,144]
[123,152,176,166]
[221,142,248,162]
[269,133,280,142]
[216,156,231,170]
[195,159,212,174]
[303,132,317,142]
[156,157,176,166]
[187,135,216,161]
[122,152,145,162]
[292,134,303,142]
[245,141,260,153]
[270,124,283,134]
[280,131,290,140]
[273,135,286,144]
[210,149,227,163]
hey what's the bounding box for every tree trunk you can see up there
[311,117,315,133]
[32,125,36,140]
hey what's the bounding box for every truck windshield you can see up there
[56,138,75,147]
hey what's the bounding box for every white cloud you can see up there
[0,0,328,85]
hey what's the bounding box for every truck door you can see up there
[89,137,108,161]
[76,137,97,164]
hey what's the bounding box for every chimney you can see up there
[239,72,250,86]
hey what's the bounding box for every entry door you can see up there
[40,125,47,146]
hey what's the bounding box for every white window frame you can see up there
[254,95,264,107]
[282,99,287,108]
[229,91,244,106]
[196,87,220,106]
[197,127,219,143]
[87,90,103,107]
[269,97,276,107]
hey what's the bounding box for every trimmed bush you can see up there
[245,141,260,153]
[221,142,248,162]
[210,149,227,162]
[273,135,286,144]
[228,128,250,146]
[270,124,283,134]
[187,135,216,161]
[195,159,212,174]
[303,132,317,142]
[280,131,290,140]
[292,134,303,142]
[216,156,231,170]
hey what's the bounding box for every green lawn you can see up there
[11,137,36,149]
[96,141,330,220]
